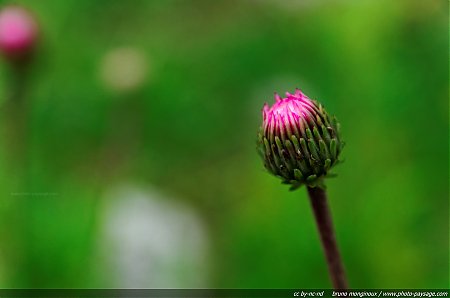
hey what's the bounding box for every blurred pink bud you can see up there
[0,6,38,60]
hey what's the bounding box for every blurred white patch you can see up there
[96,185,210,288]
[99,47,149,93]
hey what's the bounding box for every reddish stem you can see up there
[307,186,348,289]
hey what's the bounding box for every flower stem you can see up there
[307,186,348,289]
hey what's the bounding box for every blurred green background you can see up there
[0,0,448,289]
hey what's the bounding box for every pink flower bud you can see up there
[0,6,38,60]
[257,89,343,189]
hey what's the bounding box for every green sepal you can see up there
[315,114,323,126]
[324,159,331,171]
[321,125,331,143]
[293,168,303,181]
[297,158,310,176]
[271,143,282,168]
[285,140,297,163]
[310,159,321,175]
[330,138,337,160]
[275,136,283,152]
[313,126,322,141]
[274,137,292,172]
[305,176,326,189]
[308,139,320,161]
[331,116,339,129]
[263,137,271,156]
[306,174,317,183]
[290,135,301,155]
[280,149,293,172]
[319,140,330,160]
[299,138,310,159]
